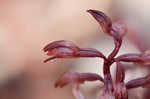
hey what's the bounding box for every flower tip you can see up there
[86,9,104,17]
[43,59,48,63]
[86,9,93,13]
[54,81,63,88]
[86,9,105,16]
[43,43,51,52]
[43,47,46,52]
[54,83,59,88]
[54,79,67,88]
[43,57,56,63]
[86,9,100,13]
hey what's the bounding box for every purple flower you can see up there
[43,9,150,99]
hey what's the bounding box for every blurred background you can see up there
[0,0,150,99]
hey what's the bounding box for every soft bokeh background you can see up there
[0,0,150,99]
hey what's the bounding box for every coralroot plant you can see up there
[43,9,150,99]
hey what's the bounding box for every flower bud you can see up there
[55,71,103,88]
[43,40,105,62]
[87,9,112,34]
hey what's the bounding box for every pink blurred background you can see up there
[0,0,150,99]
